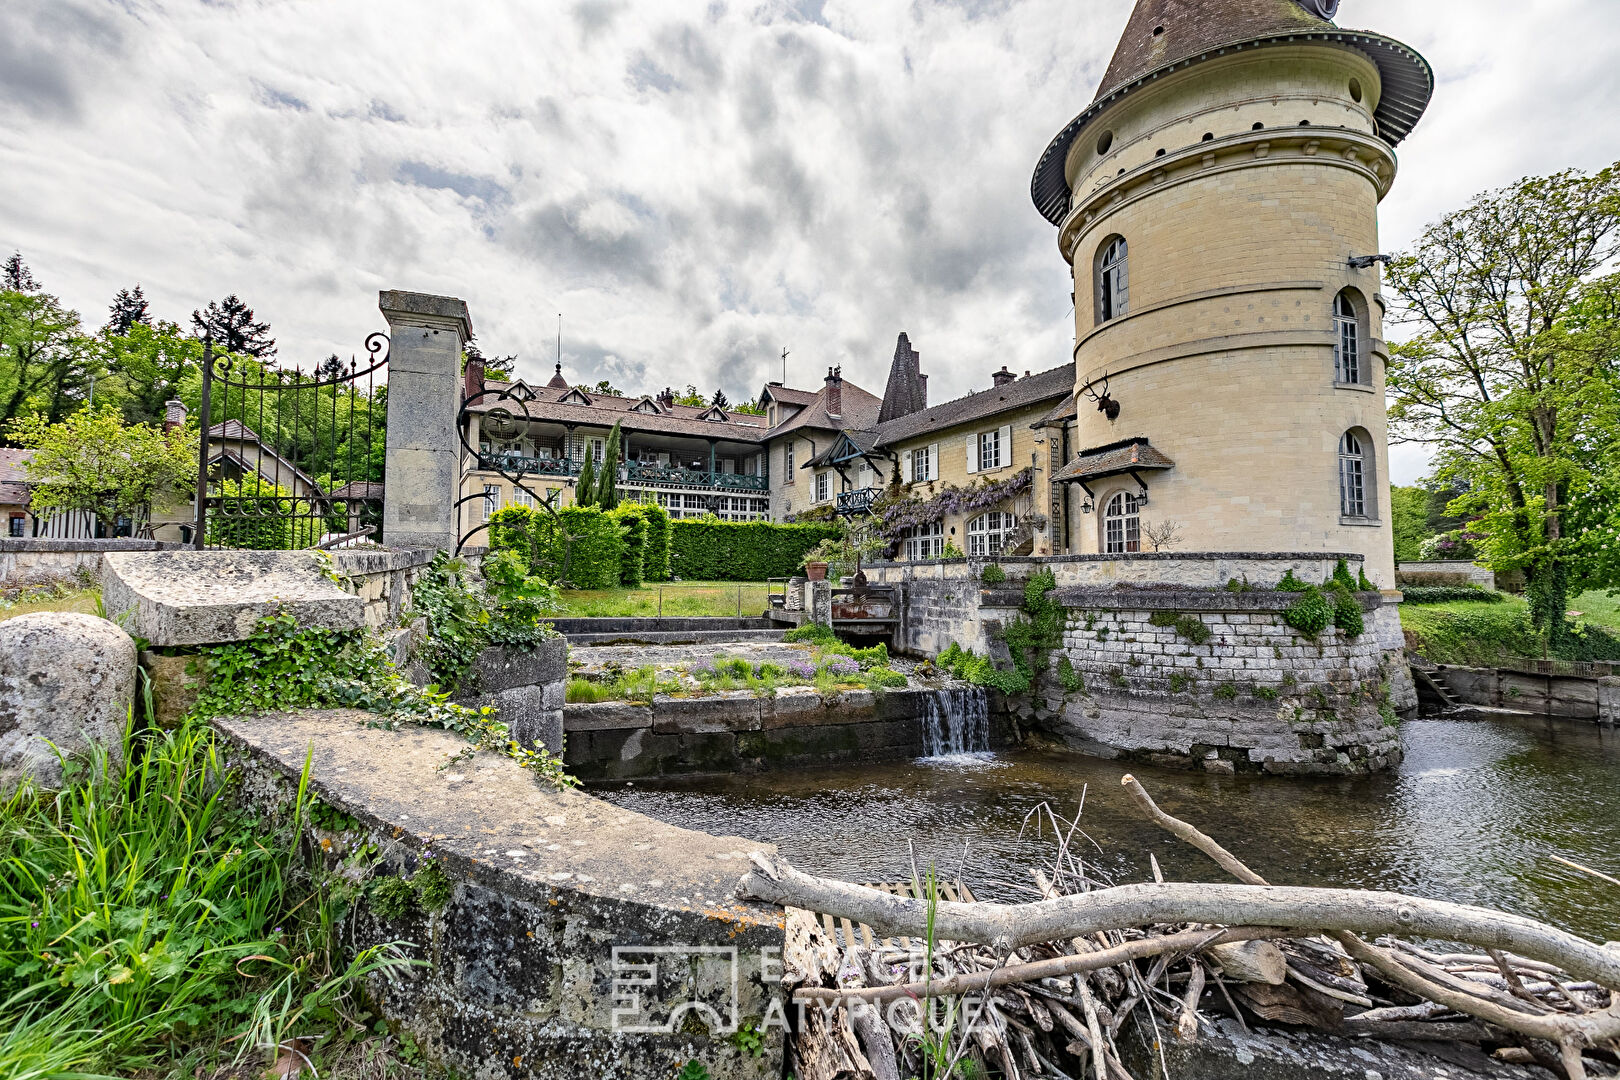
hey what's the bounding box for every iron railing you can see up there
[469,456,768,494]
[195,333,388,550]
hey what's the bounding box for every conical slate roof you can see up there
[877,332,927,425]
[1028,0,1433,226]
[1096,0,1329,101]
[545,363,569,389]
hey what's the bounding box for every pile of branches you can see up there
[745,777,1620,1080]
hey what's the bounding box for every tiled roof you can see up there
[1035,395,1079,427]
[0,447,33,484]
[760,383,819,407]
[805,430,880,469]
[1053,437,1175,483]
[1096,0,1328,102]
[329,481,384,500]
[1029,1,1434,226]
[207,420,323,492]
[764,381,883,440]
[0,480,30,506]
[468,382,771,442]
[873,364,1074,447]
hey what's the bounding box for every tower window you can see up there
[1333,289,1369,384]
[1096,131,1114,156]
[1096,236,1129,324]
[1104,492,1141,554]
[1202,132,1214,141]
[1339,431,1373,519]
[1252,122,1265,130]
[1349,78,1364,103]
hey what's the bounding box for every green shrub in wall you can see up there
[641,500,672,582]
[1332,559,1358,592]
[610,503,648,587]
[668,520,841,581]
[980,564,1007,584]
[1330,582,1365,637]
[1283,585,1335,637]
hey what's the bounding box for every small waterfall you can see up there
[921,686,991,758]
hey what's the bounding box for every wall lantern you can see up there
[1137,488,1150,507]
[1081,497,1095,514]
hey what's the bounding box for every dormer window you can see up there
[699,405,729,422]
[630,396,662,415]
[558,388,592,406]
[509,381,533,402]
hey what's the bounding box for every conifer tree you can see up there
[595,422,623,510]
[190,294,276,358]
[107,286,151,335]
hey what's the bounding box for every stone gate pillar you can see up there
[380,290,472,551]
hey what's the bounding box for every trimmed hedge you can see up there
[641,501,672,582]
[486,504,625,590]
[1400,585,1508,606]
[610,504,648,587]
[668,520,841,581]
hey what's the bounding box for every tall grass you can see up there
[0,718,410,1075]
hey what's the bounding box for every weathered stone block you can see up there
[1602,678,1620,726]
[461,638,568,695]
[565,702,653,732]
[102,549,362,646]
[653,692,761,734]
[1,613,136,791]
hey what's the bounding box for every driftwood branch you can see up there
[740,851,1620,989]
[793,926,1287,1006]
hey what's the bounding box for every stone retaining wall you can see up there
[329,547,437,629]
[214,709,784,1080]
[1,537,184,588]
[564,687,1012,780]
[1040,588,1403,776]
[452,639,568,755]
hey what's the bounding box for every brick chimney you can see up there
[657,386,675,410]
[463,354,485,403]
[992,366,1017,387]
[917,372,928,407]
[824,366,843,418]
[163,399,187,433]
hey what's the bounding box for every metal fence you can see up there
[195,334,388,550]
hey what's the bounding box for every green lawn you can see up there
[0,585,100,622]
[1400,589,1620,667]
[557,580,773,618]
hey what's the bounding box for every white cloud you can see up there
[3,0,1616,487]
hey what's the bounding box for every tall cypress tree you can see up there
[575,449,598,509]
[596,422,623,510]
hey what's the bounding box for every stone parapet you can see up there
[212,710,783,1080]
[1,537,186,588]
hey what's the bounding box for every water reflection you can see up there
[597,717,1620,941]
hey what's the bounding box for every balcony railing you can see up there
[475,455,767,493]
[836,487,880,515]
[477,454,577,477]
[625,462,768,492]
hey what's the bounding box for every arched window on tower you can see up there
[1104,491,1141,553]
[1339,430,1376,520]
[1333,289,1369,385]
[1096,237,1129,324]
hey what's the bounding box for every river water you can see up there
[598,715,1620,942]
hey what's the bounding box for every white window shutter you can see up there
[928,443,939,481]
[967,435,979,475]
[901,451,912,483]
[999,425,1012,468]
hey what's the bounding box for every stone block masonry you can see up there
[1045,587,1401,776]
[380,290,472,552]
[214,710,784,1080]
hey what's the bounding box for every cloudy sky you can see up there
[4,0,1619,483]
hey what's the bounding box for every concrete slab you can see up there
[102,549,362,646]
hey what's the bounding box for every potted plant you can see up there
[803,560,829,581]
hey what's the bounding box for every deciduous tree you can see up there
[0,258,95,433]
[7,406,196,536]
[1386,163,1620,644]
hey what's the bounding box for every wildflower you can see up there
[30,920,38,928]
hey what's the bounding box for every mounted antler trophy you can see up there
[1084,374,1121,422]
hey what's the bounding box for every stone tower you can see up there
[1031,0,1431,586]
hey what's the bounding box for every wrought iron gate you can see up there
[194,333,389,549]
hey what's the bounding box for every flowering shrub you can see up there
[819,656,861,677]
[873,467,1034,550]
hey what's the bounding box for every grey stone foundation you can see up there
[1042,587,1403,776]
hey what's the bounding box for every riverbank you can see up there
[1401,591,1620,667]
